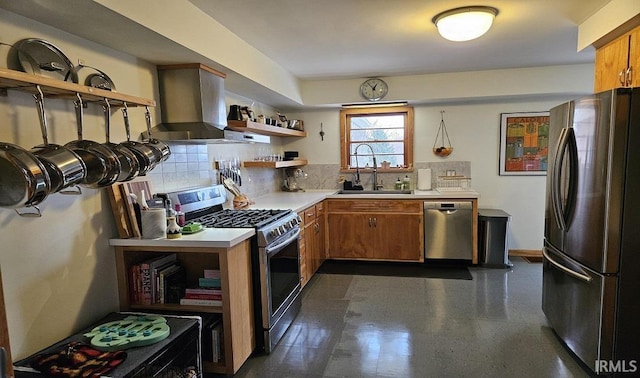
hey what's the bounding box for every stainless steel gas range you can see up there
[166,185,302,354]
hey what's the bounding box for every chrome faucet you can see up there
[354,143,381,191]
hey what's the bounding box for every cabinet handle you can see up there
[373,217,377,227]
[619,69,627,86]
[368,217,372,227]
[626,67,632,87]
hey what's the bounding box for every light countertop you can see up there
[109,188,479,248]
[109,228,255,248]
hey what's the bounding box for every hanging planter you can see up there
[433,110,453,157]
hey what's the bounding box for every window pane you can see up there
[350,128,405,141]
[351,115,404,129]
[341,106,413,170]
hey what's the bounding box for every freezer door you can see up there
[542,243,617,371]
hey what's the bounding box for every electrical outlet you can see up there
[77,58,85,66]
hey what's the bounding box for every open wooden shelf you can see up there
[227,120,307,137]
[0,67,155,107]
[243,159,307,168]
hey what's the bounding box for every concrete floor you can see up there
[232,257,590,377]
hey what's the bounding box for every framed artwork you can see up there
[499,111,550,176]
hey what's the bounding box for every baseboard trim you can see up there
[508,249,542,257]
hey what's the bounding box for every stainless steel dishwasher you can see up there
[424,201,473,260]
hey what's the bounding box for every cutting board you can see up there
[108,178,154,238]
[107,184,136,238]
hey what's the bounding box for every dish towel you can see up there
[30,342,127,377]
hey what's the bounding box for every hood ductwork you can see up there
[143,64,270,143]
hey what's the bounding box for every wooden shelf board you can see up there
[243,159,307,168]
[0,67,155,107]
[227,120,307,137]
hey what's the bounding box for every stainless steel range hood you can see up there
[143,63,270,144]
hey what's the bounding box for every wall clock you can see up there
[360,78,388,101]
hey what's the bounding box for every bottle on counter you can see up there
[165,198,176,217]
[395,177,403,190]
[166,216,182,239]
[403,175,411,190]
[175,204,186,227]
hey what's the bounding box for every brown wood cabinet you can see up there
[326,199,424,262]
[112,242,254,376]
[595,25,640,92]
[299,201,326,288]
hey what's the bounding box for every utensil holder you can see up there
[141,208,166,239]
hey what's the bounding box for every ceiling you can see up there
[188,0,610,79]
[0,0,612,107]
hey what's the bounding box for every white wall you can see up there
[0,11,158,359]
[284,97,584,251]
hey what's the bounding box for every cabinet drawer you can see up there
[327,199,422,213]
[303,206,316,226]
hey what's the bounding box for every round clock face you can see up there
[360,78,388,101]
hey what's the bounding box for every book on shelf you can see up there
[202,315,223,364]
[203,269,221,279]
[185,287,222,295]
[157,263,182,304]
[184,293,222,300]
[179,298,222,306]
[139,262,152,305]
[212,321,224,363]
[129,264,141,305]
[164,267,186,304]
[137,253,177,305]
[198,277,221,288]
[149,254,178,304]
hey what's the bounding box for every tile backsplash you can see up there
[148,142,280,198]
[147,143,216,193]
[148,142,472,198]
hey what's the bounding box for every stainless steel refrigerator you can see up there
[543,87,640,374]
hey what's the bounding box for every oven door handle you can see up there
[265,227,301,256]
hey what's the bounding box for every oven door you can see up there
[259,226,301,329]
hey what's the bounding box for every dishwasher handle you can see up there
[424,201,473,211]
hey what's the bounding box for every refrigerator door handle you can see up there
[543,247,592,282]
[552,128,569,230]
[551,127,578,231]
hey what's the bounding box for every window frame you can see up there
[339,106,414,172]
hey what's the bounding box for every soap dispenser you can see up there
[403,175,411,190]
[395,177,402,190]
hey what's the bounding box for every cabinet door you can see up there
[327,213,373,259]
[314,202,326,271]
[373,214,423,261]
[630,27,640,88]
[594,34,630,92]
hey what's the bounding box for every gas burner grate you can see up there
[194,209,292,229]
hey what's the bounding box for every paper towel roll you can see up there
[417,168,432,190]
[141,208,167,239]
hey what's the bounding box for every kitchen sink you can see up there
[337,189,413,195]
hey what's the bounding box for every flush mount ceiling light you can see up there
[432,6,498,42]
